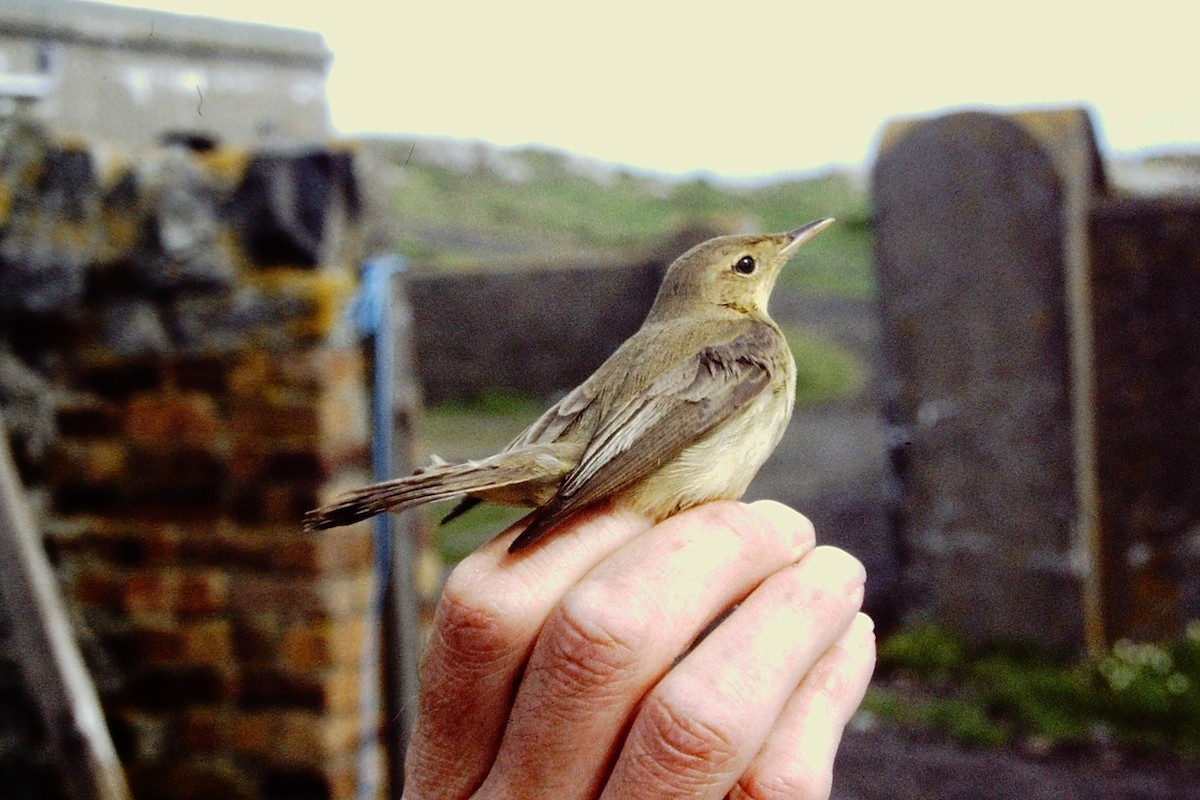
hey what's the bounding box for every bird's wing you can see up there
[504,378,595,449]
[508,320,785,551]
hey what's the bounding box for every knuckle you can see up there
[635,684,740,788]
[732,771,832,800]
[684,500,816,559]
[808,655,852,705]
[539,583,647,693]
[433,566,523,668]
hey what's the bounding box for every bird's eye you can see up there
[733,255,756,275]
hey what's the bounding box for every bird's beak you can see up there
[780,217,835,257]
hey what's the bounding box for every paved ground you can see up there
[834,724,1200,800]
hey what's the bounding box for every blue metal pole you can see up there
[347,254,407,800]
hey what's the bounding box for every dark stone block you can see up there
[56,400,121,437]
[0,141,98,316]
[261,766,331,800]
[176,534,273,571]
[128,760,256,800]
[53,481,122,514]
[78,359,165,400]
[237,670,323,711]
[123,666,224,709]
[1089,197,1200,640]
[229,479,322,526]
[263,450,328,482]
[174,356,232,394]
[127,448,225,511]
[233,150,360,268]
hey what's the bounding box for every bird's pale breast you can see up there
[622,363,795,521]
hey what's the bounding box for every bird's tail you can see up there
[303,445,574,532]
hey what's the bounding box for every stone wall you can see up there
[873,106,1200,651]
[403,225,730,405]
[0,123,377,800]
[1089,197,1200,642]
[406,259,667,404]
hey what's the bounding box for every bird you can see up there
[305,218,834,553]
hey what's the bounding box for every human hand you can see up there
[403,500,875,800]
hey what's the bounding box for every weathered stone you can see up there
[123,666,227,709]
[0,136,99,315]
[873,110,1085,650]
[163,286,310,354]
[95,297,171,357]
[77,358,166,400]
[132,149,237,292]
[55,396,122,437]
[124,392,222,451]
[128,758,257,800]
[232,150,360,268]
[260,764,334,800]
[1089,197,1200,639]
[0,343,57,459]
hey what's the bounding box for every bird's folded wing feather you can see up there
[508,321,784,550]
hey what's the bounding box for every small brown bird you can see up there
[305,218,834,552]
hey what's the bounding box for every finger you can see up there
[475,500,816,799]
[729,613,876,800]
[601,546,866,800]
[403,502,654,800]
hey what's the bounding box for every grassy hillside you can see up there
[361,137,875,298]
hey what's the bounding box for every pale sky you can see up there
[104,0,1198,179]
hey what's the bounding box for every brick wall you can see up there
[0,121,377,800]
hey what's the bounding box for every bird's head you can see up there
[647,218,834,321]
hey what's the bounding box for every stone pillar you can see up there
[872,109,1105,651]
[0,123,386,800]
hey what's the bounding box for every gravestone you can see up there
[873,110,1103,651]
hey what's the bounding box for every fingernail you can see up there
[746,499,815,558]
[844,613,876,653]
[804,546,867,596]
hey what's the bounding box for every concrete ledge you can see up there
[1,0,329,66]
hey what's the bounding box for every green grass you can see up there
[363,137,875,298]
[433,502,527,564]
[413,392,540,561]
[865,621,1200,754]
[785,325,867,406]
